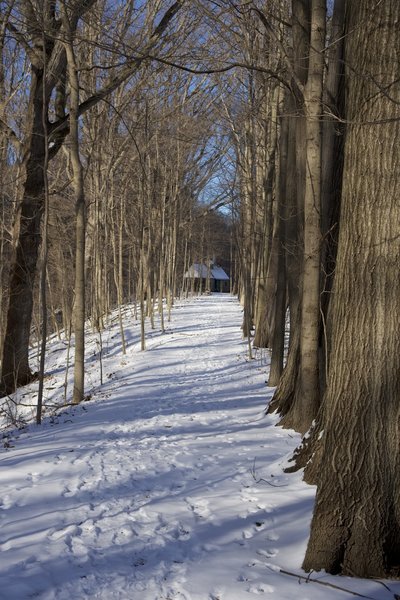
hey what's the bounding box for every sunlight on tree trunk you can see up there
[304,0,400,576]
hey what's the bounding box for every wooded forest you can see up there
[1,0,399,582]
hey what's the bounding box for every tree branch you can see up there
[152,0,185,39]
[6,21,39,66]
[146,54,290,89]
[0,116,21,150]
[49,0,185,138]
[252,7,304,99]
[274,568,387,600]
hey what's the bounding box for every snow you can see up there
[184,264,229,281]
[184,263,210,278]
[208,266,230,281]
[1,295,399,600]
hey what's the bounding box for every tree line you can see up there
[1,0,399,580]
[231,0,400,579]
[0,0,233,403]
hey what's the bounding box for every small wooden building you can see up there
[184,262,230,293]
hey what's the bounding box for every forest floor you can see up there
[1,295,399,600]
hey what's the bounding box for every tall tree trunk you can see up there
[267,0,310,419]
[278,0,346,476]
[268,105,289,386]
[62,6,86,405]
[37,43,50,424]
[1,69,46,393]
[303,0,400,577]
[295,0,326,428]
[253,86,280,350]
[280,0,326,433]
[318,0,345,394]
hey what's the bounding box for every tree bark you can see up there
[303,0,400,577]
[294,0,325,429]
[37,42,51,424]
[61,3,86,405]
[278,0,346,473]
[266,0,309,419]
[279,0,326,433]
[1,66,46,393]
[268,106,289,386]
[319,0,345,395]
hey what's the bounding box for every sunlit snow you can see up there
[1,295,399,599]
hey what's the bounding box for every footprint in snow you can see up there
[54,454,67,464]
[200,543,219,553]
[0,495,13,510]
[209,586,226,600]
[174,524,191,540]
[247,559,263,567]
[48,523,80,541]
[112,525,136,545]
[158,589,189,600]
[130,506,153,523]
[185,497,211,520]
[240,488,268,517]
[26,471,41,483]
[240,506,262,518]
[237,522,267,548]
[241,486,259,500]
[62,485,74,498]
[79,518,99,537]
[247,583,275,594]
[48,524,82,555]
[70,536,90,559]
[71,451,89,466]
[242,528,255,540]
[156,516,192,542]
[257,548,278,558]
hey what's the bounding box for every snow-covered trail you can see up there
[1,295,399,600]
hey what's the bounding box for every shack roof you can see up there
[184,263,230,280]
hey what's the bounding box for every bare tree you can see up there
[0,0,184,395]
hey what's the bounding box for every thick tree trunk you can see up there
[304,0,400,577]
[1,70,46,393]
[267,0,309,418]
[319,0,345,395]
[267,301,300,417]
[279,0,346,474]
[253,85,280,349]
[279,0,325,434]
